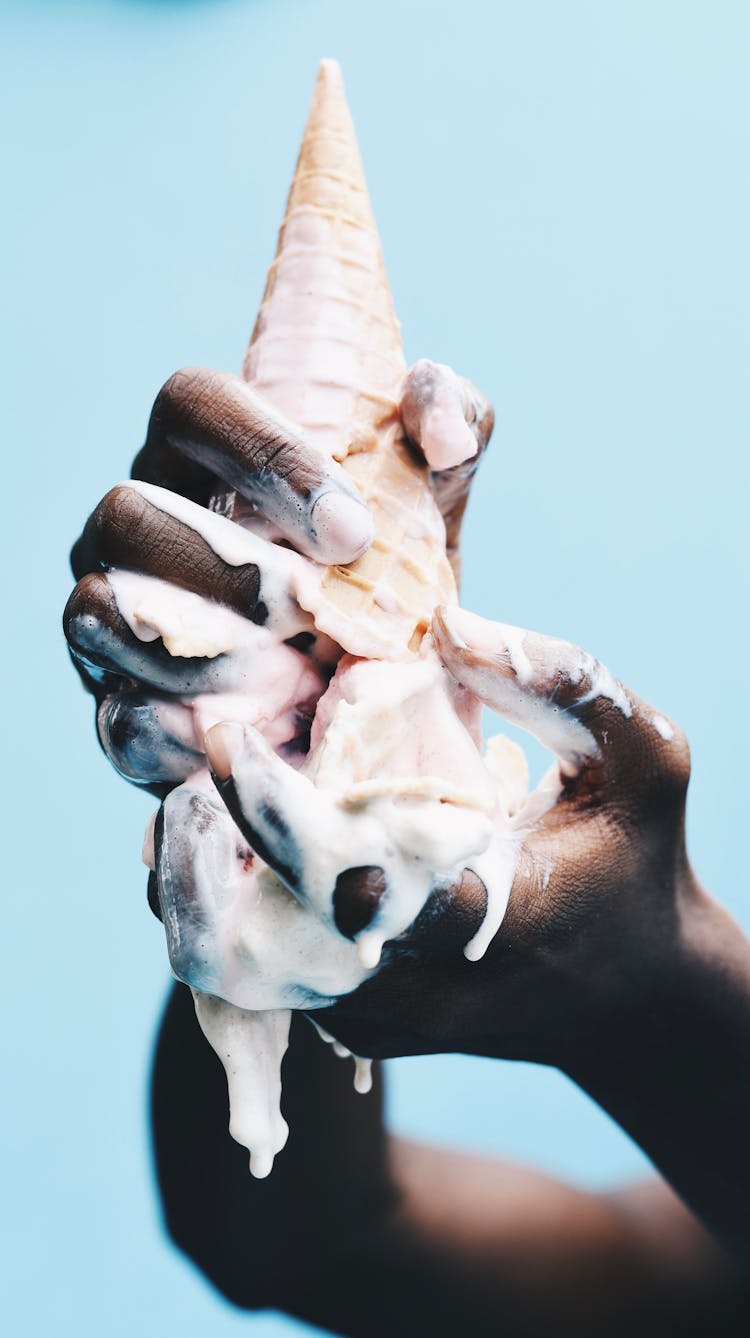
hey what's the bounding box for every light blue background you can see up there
[2,1,748,1334]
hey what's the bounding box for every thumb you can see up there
[433,605,639,780]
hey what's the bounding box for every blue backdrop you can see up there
[2,2,748,1334]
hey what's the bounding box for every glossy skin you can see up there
[65,362,750,1333]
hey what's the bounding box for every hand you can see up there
[64,366,377,791]
[350,609,748,1266]
[179,590,693,1061]
[69,367,750,1264]
[313,604,696,1070]
[400,359,494,580]
[64,361,491,795]
[152,612,748,1279]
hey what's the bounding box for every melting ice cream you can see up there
[108,59,537,1177]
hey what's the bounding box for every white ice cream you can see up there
[147,645,537,1175]
[104,60,553,1177]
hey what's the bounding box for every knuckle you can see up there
[151,366,212,435]
[95,483,146,543]
[63,575,129,696]
[659,724,692,792]
[400,359,438,420]
[62,580,85,634]
[63,571,111,633]
[333,866,387,940]
[407,357,438,384]
[157,365,205,411]
[624,718,692,811]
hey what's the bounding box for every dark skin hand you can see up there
[210,603,750,1265]
[66,363,750,1333]
[64,359,490,789]
[318,609,750,1258]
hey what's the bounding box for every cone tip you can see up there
[318,57,344,80]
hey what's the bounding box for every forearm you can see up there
[566,882,750,1262]
[150,985,393,1309]
[286,1142,745,1338]
[151,985,747,1337]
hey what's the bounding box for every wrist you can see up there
[544,859,698,1072]
[565,875,748,1080]
[561,880,750,1258]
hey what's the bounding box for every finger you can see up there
[70,481,316,641]
[66,642,125,702]
[64,571,262,695]
[400,360,494,576]
[97,691,202,786]
[154,778,374,1018]
[401,359,488,470]
[71,483,261,613]
[314,870,492,1061]
[154,782,247,995]
[204,720,391,947]
[204,723,479,964]
[205,721,332,903]
[132,367,374,564]
[433,605,674,786]
[98,685,317,790]
[147,869,161,921]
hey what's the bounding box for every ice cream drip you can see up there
[110,59,538,1176]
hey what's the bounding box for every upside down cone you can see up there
[243,58,456,656]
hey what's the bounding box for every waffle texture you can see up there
[243,59,456,657]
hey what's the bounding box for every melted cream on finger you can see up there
[111,531,546,1176]
[109,523,543,1177]
[153,648,540,1175]
[119,479,438,662]
[121,480,317,642]
[108,568,264,659]
[436,607,633,776]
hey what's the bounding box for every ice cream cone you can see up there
[243,59,456,657]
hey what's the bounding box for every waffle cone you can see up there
[243,59,456,657]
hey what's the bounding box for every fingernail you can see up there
[311,490,375,564]
[433,604,470,650]
[204,720,245,781]
[435,606,514,657]
[421,411,478,471]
